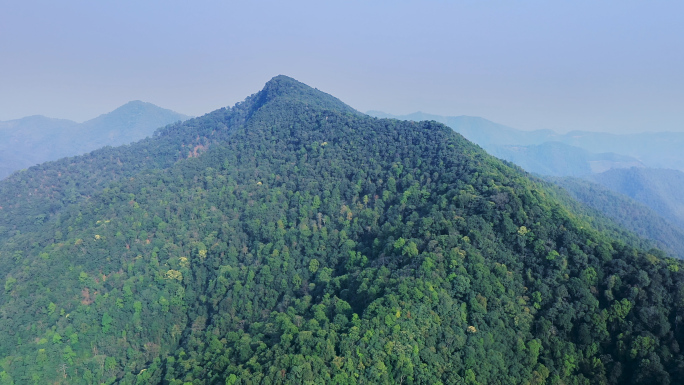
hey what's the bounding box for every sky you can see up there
[1,0,683,134]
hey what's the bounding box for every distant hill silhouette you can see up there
[490,142,644,176]
[0,101,189,179]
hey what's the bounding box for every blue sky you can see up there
[1,0,682,133]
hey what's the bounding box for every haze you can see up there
[1,0,683,134]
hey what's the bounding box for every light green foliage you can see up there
[292,274,302,288]
[393,237,406,250]
[403,241,419,258]
[609,298,633,322]
[3,276,15,293]
[581,266,598,286]
[0,371,14,385]
[546,250,560,261]
[196,242,208,260]
[309,259,320,274]
[102,312,113,333]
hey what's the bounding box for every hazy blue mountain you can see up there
[491,142,644,176]
[369,111,684,173]
[0,115,78,142]
[0,116,79,178]
[0,101,189,179]
[69,100,191,153]
[367,111,556,148]
[368,111,645,176]
[587,167,684,230]
[559,131,684,170]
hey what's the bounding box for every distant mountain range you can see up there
[490,142,644,177]
[368,110,684,174]
[0,101,189,179]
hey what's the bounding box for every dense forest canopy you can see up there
[1,76,684,385]
[367,112,684,245]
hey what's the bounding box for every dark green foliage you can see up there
[1,76,684,385]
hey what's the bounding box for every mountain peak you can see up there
[118,100,151,109]
[253,75,360,115]
[96,100,189,121]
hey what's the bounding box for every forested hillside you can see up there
[1,76,684,385]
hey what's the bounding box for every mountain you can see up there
[366,111,556,148]
[367,112,645,176]
[587,168,684,231]
[369,111,684,173]
[1,76,684,384]
[490,142,644,177]
[560,131,684,171]
[69,101,191,154]
[0,101,189,180]
[0,116,79,178]
[368,113,683,258]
